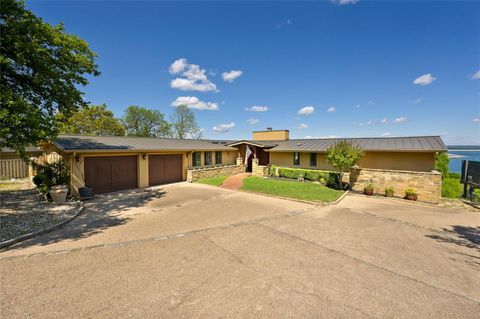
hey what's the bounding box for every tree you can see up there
[123,105,172,138]
[58,104,125,136]
[0,0,99,158]
[434,152,449,178]
[170,104,202,139]
[326,141,364,189]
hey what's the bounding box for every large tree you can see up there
[170,104,202,139]
[123,105,172,138]
[0,0,99,158]
[58,104,125,136]
[326,141,364,189]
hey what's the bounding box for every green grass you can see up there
[241,176,344,202]
[195,175,228,186]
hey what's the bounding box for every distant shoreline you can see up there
[448,154,466,159]
[448,149,480,152]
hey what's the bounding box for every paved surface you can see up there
[1,183,479,318]
[220,173,251,190]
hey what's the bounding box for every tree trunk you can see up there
[338,172,343,190]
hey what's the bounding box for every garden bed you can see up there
[0,180,81,243]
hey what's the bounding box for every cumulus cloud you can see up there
[298,123,309,129]
[471,70,480,80]
[222,70,243,82]
[298,106,315,115]
[213,122,235,133]
[169,58,217,92]
[247,118,259,125]
[413,73,436,86]
[474,118,480,123]
[381,118,388,124]
[327,106,336,112]
[355,104,360,109]
[382,132,392,137]
[171,96,219,111]
[394,116,408,123]
[331,0,359,5]
[245,106,269,112]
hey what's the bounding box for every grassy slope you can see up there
[241,176,344,202]
[195,175,228,186]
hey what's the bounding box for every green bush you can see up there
[275,167,338,186]
[447,172,460,179]
[435,152,449,178]
[441,178,463,198]
[269,164,277,177]
[31,160,70,194]
[405,188,417,196]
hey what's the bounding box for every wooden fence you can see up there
[0,159,30,179]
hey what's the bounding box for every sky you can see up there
[26,0,480,144]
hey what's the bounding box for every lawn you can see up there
[195,175,228,186]
[241,176,344,202]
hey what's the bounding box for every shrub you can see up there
[435,152,449,178]
[405,188,417,196]
[474,188,480,202]
[31,160,70,194]
[364,184,374,191]
[447,172,460,179]
[441,178,463,198]
[385,187,394,197]
[275,167,338,187]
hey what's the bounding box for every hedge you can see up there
[272,166,339,186]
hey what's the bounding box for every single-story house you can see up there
[43,129,447,202]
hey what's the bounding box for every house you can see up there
[44,129,447,203]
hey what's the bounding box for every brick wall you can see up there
[350,168,442,203]
[187,162,246,182]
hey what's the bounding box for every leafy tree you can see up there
[123,105,172,138]
[326,141,364,189]
[58,104,125,136]
[434,152,449,178]
[0,0,99,158]
[170,104,202,139]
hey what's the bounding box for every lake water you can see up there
[448,151,480,173]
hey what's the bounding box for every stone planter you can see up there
[49,185,68,203]
[364,188,374,196]
[405,194,417,201]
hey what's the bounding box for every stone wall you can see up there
[350,168,442,203]
[187,163,246,182]
[252,158,269,177]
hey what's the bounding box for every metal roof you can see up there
[0,146,42,153]
[54,135,237,152]
[267,136,447,152]
[225,140,281,148]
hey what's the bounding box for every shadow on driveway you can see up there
[426,226,480,252]
[2,188,166,251]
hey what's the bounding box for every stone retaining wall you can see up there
[252,159,269,177]
[187,163,246,182]
[350,168,442,203]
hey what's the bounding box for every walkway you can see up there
[220,173,251,190]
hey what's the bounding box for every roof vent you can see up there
[266,127,272,131]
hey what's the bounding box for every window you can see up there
[309,153,317,167]
[192,152,201,167]
[215,151,222,165]
[204,151,212,166]
[293,152,300,166]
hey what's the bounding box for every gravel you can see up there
[0,181,81,243]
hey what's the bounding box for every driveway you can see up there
[1,183,479,318]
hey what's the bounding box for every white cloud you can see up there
[394,116,408,123]
[169,58,217,92]
[413,73,436,86]
[355,104,360,109]
[298,106,315,115]
[381,118,388,124]
[366,121,373,125]
[331,0,359,5]
[411,97,422,104]
[327,106,336,112]
[245,105,269,112]
[213,122,235,133]
[471,70,480,80]
[298,123,309,129]
[473,118,480,123]
[247,118,259,125]
[368,100,375,105]
[382,132,392,137]
[222,70,243,83]
[171,96,218,111]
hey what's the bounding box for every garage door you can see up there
[84,156,138,195]
[149,154,183,186]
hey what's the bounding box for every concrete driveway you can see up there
[1,183,479,318]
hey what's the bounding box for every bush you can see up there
[441,178,463,198]
[435,152,449,178]
[275,167,338,186]
[405,188,417,196]
[32,160,70,194]
[269,164,277,177]
[447,172,460,179]
[364,184,374,191]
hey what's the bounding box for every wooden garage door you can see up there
[84,156,137,195]
[149,154,183,186]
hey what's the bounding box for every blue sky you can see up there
[27,0,480,144]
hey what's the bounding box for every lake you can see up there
[448,150,480,173]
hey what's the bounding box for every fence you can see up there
[0,159,30,179]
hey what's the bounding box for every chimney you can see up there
[266,127,272,131]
